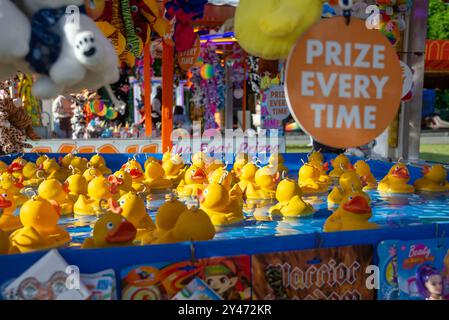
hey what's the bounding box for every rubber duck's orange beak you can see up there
[192,168,206,181]
[323,162,329,171]
[392,167,409,179]
[108,175,123,192]
[13,175,24,189]
[0,196,12,208]
[37,163,44,170]
[342,196,371,214]
[106,220,136,244]
[129,168,143,179]
[108,198,123,214]
[422,165,430,175]
[348,163,354,170]
[8,162,23,173]
[49,200,61,217]
[62,181,71,194]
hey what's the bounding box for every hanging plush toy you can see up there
[234,0,322,60]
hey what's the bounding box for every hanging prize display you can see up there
[178,36,201,71]
[285,17,402,148]
[265,85,290,121]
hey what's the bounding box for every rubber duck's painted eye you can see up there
[119,174,123,178]
[106,222,114,230]
[119,199,126,206]
[204,189,208,195]
[1,193,7,198]
[131,5,138,12]
[191,170,196,174]
[348,196,353,201]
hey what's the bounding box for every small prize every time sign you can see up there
[266,85,290,121]
[285,17,402,148]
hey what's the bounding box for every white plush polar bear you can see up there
[0,0,31,80]
[16,0,119,98]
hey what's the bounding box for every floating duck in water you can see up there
[141,196,187,245]
[118,191,155,241]
[0,172,27,206]
[177,164,208,197]
[232,154,248,179]
[82,213,137,249]
[109,170,134,197]
[83,167,104,183]
[298,162,330,195]
[0,189,21,233]
[354,160,378,190]
[162,153,186,186]
[234,0,322,60]
[268,153,289,174]
[8,157,27,179]
[324,193,379,232]
[9,196,70,253]
[237,163,258,192]
[65,167,88,202]
[209,167,233,191]
[0,228,9,254]
[22,162,45,187]
[88,154,112,176]
[328,171,370,206]
[144,160,172,191]
[38,179,73,216]
[42,157,67,181]
[200,174,244,227]
[414,164,449,193]
[74,176,119,216]
[171,206,215,243]
[308,151,330,183]
[329,154,353,179]
[269,175,314,218]
[122,159,145,192]
[59,153,75,170]
[245,165,278,200]
[378,163,415,194]
[70,156,89,173]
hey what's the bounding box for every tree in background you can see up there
[428,0,449,39]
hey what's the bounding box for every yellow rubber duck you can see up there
[0,189,21,233]
[298,162,330,195]
[59,153,75,170]
[268,153,289,174]
[9,157,27,179]
[122,159,145,192]
[234,0,322,60]
[82,213,137,249]
[83,167,104,183]
[176,165,208,197]
[109,170,134,197]
[70,156,89,173]
[200,174,244,227]
[237,163,258,192]
[354,160,378,191]
[208,167,233,191]
[205,158,225,175]
[324,193,379,232]
[171,206,215,242]
[65,167,88,202]
[0,160,8,173]
[141,196,187,245]
[308,151,324,163]
[378,163,415,194]
[9,196,70,253]
[308,151,330,183]
[88,154,112,176]
[144,160,172,191]
[232,154,248,179]
[74,176,118,216]
[37,179,74,216]
[329,154,353,179]
[42,157,67,181]
[328,171,370,206]
[0,228,9,254]
[162,153,186,186]
[245,165,278,200]
[191,151,208,170]
[414,164,449,193]
[269,175,314,218]
[0,172,27,206]
[22,162,45,187]
[118,192,155,241]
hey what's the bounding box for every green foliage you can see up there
[428,0,449,39]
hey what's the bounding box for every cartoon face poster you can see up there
[397,238,448,300]
[251,245,374,300]
[121,255,251,300]
[377,240,400,300]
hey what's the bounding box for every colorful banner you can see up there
[251,245,374,300]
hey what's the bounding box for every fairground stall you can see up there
[1,0,449,301]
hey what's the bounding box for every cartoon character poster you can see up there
[121,255,251,300]
[251,245,374,300]
[377,240,400,300]
[397,238,448,300]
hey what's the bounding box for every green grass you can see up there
[286,144,449,164]
[419,144,449,163]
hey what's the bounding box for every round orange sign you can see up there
[285,17,402,148]
[178,37,201,71]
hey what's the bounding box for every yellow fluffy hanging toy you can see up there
[234,0,322,60]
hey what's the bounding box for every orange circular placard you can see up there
[285,17,402,148]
